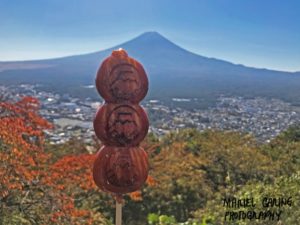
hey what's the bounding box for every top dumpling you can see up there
[95,49,149,103]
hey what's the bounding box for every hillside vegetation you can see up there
[1,97,299,224]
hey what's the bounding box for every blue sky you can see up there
[0,0,299,71]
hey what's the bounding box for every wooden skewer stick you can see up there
[115,194,123,225]
[116,201,122,225]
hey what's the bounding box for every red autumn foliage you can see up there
[1,96,154,224]
[0,96,52,197]
[0,97,100,223]
[49,153,96,191]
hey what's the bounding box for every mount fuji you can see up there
[1,32,299,107]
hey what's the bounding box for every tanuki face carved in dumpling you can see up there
[93,146,149,194]
[107,105,139,145]
[108,63,142,101]
[95,49,148,103]
[106,154,138,187]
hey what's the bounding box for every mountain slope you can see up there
[0,32,300,107]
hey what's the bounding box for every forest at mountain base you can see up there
[1,97,300,225]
